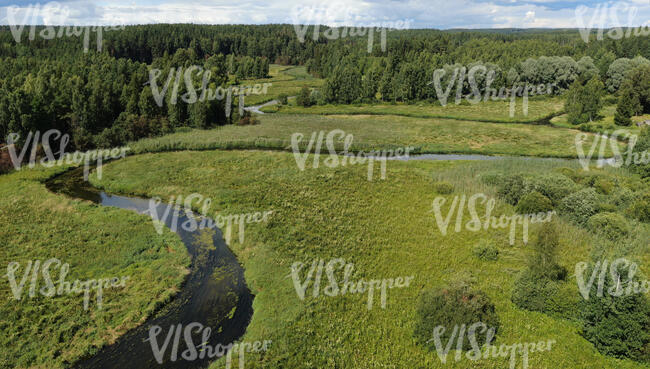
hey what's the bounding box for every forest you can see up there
[0,24,648,152]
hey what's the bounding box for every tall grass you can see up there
[87,150,648,369]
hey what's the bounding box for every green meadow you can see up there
[0,70,644,369]
[0,165,190,368]
[130,113,621,159]
[260,96,565,124]
[242,65,324,106]
[552,103,650,137]
[80,149,650,369]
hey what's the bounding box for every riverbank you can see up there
[87,149,649,369]
[0,165,190,368]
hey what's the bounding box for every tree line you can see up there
[0,24,648,151]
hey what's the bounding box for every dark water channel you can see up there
[45,168,254,369]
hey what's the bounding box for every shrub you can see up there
[554,167,578,182]
[516,191,553,214]
[433,181,454,195]
[0,149,17,174]
[278,93,288,105]
[587,212,630,240]
[597,203,618,213]
[512,272,565,313]
[593,177,615,194]
[472,241,499,261]
[529,221,567,280]
[544,282,582,319]
[526,173,578,205]
[497,173,576,207]
[497,174,527,205]
[559,188,599,226]
[236,110,260,126]
[581,262,650,362]
[310,89,324,105]
[603,95,619,105]
[627,193,650,222]
[414,284,500,352]
[512,222,569,314]
[297,86,312,107]
[631,128,650,178]
[611,187,635,208]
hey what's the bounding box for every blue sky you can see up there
[0,0,648,29]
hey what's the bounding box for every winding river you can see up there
[42,150,615,368]
[46,168,254,369]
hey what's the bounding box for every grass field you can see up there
[0,165,190,368]
[241,65,324,106]
[260,96,566,124]
[551,104,650,137]
[130,113,621,159]
[83,149,650,369]
[0,78,644,368]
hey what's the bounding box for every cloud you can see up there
[0,0,648,29]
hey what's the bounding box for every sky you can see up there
[0,0,648,29]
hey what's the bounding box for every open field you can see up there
[0,165,190,368]
[242,65,324,106]
[78,149,650,369]
[552,104,650,137]
[129,113,621,159]
[260,96,565,124]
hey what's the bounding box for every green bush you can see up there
[528,222,567,281]
[560,188,599,226]
[512,222,570,314]
[587,212,630,240]
[627,193,650,222]
[581,261,650,362]
[597,202,618,213]
[497,173,576,207]
[553,167,578,182]
[603,95,619,105]
[497,174,527,205]
[581,173,607,187]
[414,284,500,352]
[297,86,313,107]
[472,241,499,261]
[631,128,650,178]
[544,282,582,319]
[433,181,454,195]
[278,93,288,105]
[512,271,568,314]
[611,187,635,209]
[310,89,324,105]
[593,177,615,194]
[516,191,553,214]
[526,173,578,205]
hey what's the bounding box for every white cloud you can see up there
[0,0,648,29]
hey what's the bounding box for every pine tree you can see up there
[565,77,604,124]
[614,86,638,127]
